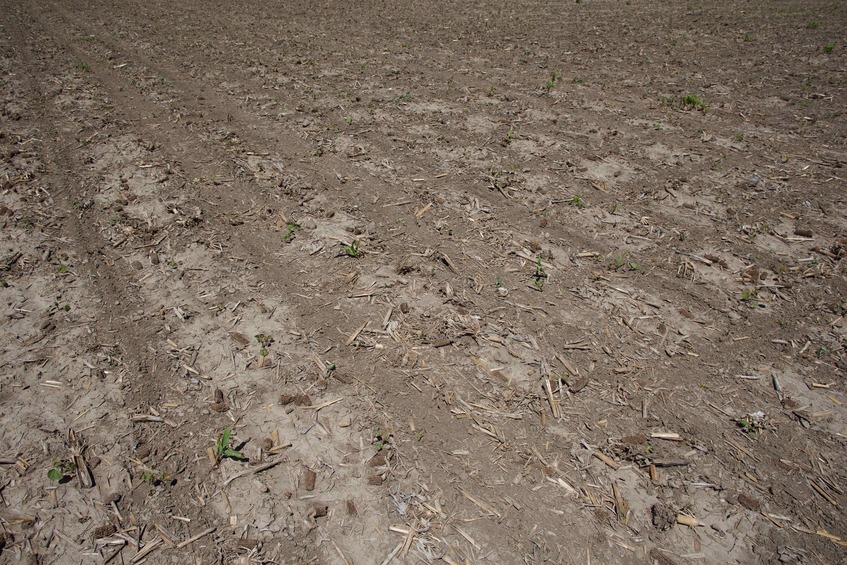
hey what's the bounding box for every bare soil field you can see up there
[1,0,846,563]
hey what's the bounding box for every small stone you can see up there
[399,302,410,314]
[337,417,351,428]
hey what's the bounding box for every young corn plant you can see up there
[531,256,548,291]
[340,239,361,257]
[214,427,246,465]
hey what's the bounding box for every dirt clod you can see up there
[651,503,676,531]
[93,524,116,539]
[279,393,311,406]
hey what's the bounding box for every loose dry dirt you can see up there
[1,0,846,563]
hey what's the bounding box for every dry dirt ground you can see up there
[1,0,846,563]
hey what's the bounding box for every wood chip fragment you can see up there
[593,451,620,470]
[222,460,283,487]
[303,469,317,491]
[568,375,589,393]
[652,459,689,467]
[676,514,700,527]
[651,432,683,441]
[175,527,215,549]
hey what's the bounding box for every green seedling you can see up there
[283,222,300,242]
[57,264,68,273]
[628,262,639,271]
[141,469,166,486]
[824,43,835,53]
[47,459,75,482]
[610,202,623,214]
[737,416,763,434]
[78,62,89,72]
[681,93,707,112]
[572,77,584,84]
[571,194,586,209]
[613,254,625,269]
[371,429,390,452]
[531,256,548,290]
[391,92,411,103]
[255,333,273,358]
[806,21,819,29]
[215,427,246,464]
[740,288,761,308]
[816,344,826,358]
[340,240,361,257]
[543,71,561,94]
[742,33,752,42]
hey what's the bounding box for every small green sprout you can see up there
[340,240,361,257]
[681,93,707,112]
[215,427,246,463]
[805,21,819,29]
[255,333,273,357]
[741,288,759,307]
[613,254,625,269]
[824,43,835,53]
[543,71,561,94]
[47,459,75,482]
[141,469,166,486]
[571,194,586,209]
[283,222,300,242]
[372,429,391,452]
[531,256,548,290]
[391,92,411,103]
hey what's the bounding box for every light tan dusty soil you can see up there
[0,0,845,563]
